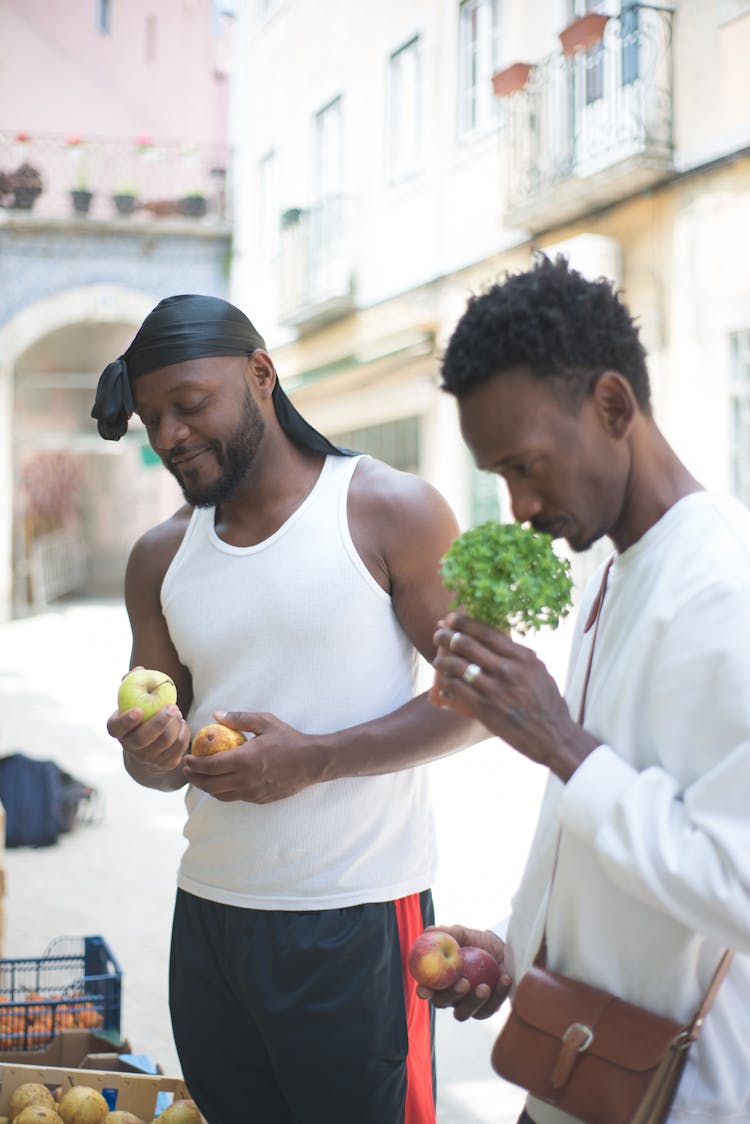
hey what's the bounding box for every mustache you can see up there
[165,443,217,473]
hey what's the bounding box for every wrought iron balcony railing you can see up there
[279,195,356,331]
[502,4,674,231]
[0,131,232,225]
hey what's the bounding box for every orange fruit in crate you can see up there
[29,1006,54,1036]
[75,1003,103,1029]
[55,1000,79,1029]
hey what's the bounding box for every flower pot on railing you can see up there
[9,163,43,211]
[179,194,207,218]
[70,188,94,216]
[112,191,138,216]
[559,12,609,56]
[492,62,534,98]
[281,206,305,229]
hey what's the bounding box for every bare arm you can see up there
[184,462,486,802]
[106,509,194,792]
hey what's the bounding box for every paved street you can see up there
[0,598,551,1122]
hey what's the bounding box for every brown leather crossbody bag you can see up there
[491,559,733,1124]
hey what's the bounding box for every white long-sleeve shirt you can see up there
[502,492,750,1124]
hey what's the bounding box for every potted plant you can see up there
[178,191,208,219]
[0,171,13,207]
[559,11,609,56]
[492,62,534,98]
[281,206,305,229]
[112,184,139,216]
[70,184,94,215]
[9,162,43,210]
[66,136,94,215]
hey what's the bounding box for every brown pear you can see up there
[191,723,246,756]
[14,1110,64,1124]
[9,1085,56,1120]
[57,1087,109,1124]
[103,1115,146,1124]
[150,1101,202,1124]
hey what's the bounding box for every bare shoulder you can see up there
[349,456,455,525]
[348,456,459,585]
[125,503,193,594]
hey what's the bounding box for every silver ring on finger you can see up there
[449,631,462,653]
[462,662,482,686]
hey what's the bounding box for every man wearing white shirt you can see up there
[423,255,750,1123]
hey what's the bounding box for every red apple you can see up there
[458,945,500,991]
[407,930,462,990]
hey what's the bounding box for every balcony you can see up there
[0,131,232,228]
[501,4,674,233]
[279,196,356,333]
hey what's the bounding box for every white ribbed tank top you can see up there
[161,454,437,909]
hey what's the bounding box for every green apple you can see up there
[117,667,177,721]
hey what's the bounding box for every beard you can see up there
[167,387,266,507]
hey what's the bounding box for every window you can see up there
[730,330,750,506]
[620,0,640,86]
[97,0,111,33]
[145,14,158,61]
[259,150,279,260]
[470,462,502,525]
[314,96,343,204]
[458,0,501,138]
[332,417,421,474]
[387,36,421,182]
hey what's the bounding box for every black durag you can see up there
[91,293,350,456]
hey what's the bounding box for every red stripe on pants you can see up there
[395,894,437,1124]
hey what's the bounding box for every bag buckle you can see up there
[551,1022,594,1089]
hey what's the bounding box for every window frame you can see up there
[457,0,502,140]
[386,34,422,184]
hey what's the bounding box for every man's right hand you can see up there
[107,704,191,786]
[416,924,511,1021]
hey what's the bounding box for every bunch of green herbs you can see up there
[440,521,573,635]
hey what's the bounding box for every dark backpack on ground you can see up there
[0,752,98,847]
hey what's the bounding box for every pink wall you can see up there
[0,0,232,147]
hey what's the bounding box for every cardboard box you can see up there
[0,1029,130,1068]
[81,1051,162,1075]
[0,1062,196,1120]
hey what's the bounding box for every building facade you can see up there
[231,0,750,612]
[0,0,235,620]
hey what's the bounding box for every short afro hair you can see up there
[441,254,651,412]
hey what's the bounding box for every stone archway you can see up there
[0,285,181,620]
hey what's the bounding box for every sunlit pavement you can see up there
[0,600,550,1122]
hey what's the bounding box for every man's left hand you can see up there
[183,712,326,802]
[432,613,599,782]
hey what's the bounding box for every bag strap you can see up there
[535,559,614,965]
[577,555,614,724]
[686,950,734,1042]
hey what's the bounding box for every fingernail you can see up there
[214,710,228,719]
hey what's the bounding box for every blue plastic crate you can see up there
[0,935,121,1050]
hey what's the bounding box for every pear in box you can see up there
[8,1084,56,1120]
[57,1087,109,1124]
[151,1101,202,1123]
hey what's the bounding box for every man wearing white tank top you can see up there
[95,294,483,1124]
